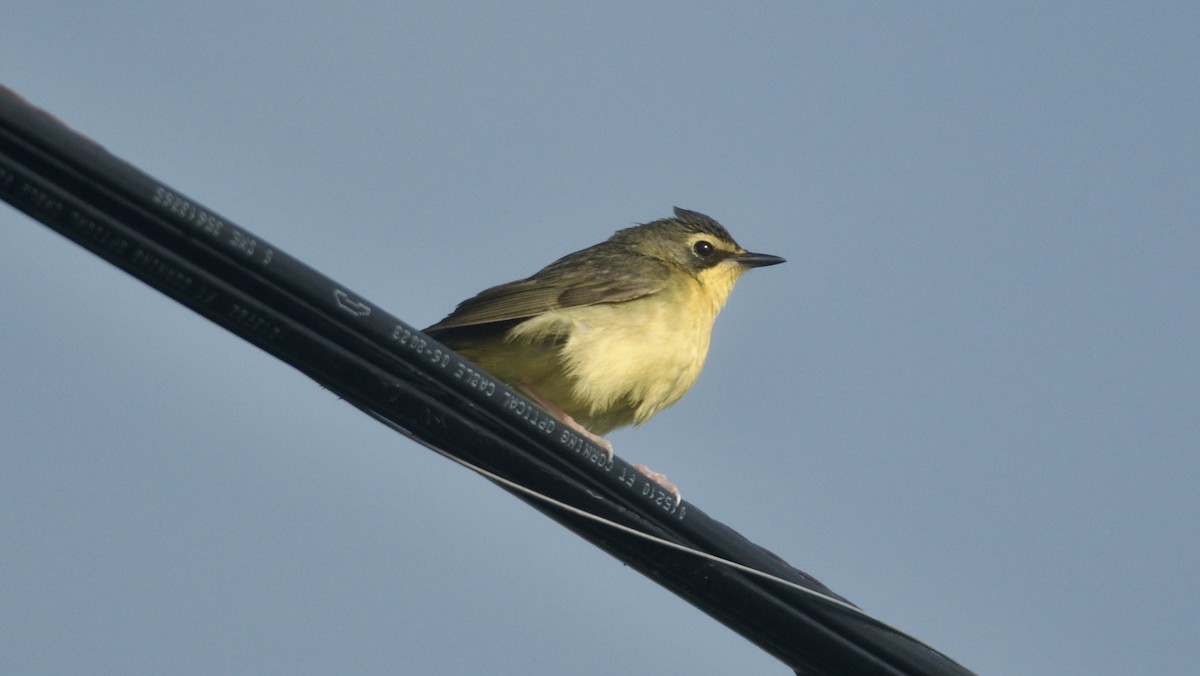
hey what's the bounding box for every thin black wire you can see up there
[0,86,974,676]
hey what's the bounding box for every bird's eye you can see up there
[693,240,715,258]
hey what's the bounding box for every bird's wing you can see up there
[425,247,671,332]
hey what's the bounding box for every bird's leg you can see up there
[518,384,614,464]
[632,465,682,507]
[517,384,681,506]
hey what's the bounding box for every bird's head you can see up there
[612,207,785,308]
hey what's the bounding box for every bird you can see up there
[424,207,784,504]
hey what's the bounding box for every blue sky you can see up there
[3,3,1197,674]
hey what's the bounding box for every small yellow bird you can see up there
[425,207,784,501]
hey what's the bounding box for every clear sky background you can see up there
[2,3,1197,674]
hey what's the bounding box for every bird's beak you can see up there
[736,251,786,268]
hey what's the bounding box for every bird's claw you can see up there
[520,383,613,464]
[633,464,682,507]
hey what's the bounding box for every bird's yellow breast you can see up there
[491,259,746,434]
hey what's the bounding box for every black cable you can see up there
[0,85,973,675]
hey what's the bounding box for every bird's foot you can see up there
[573,422,615,464]
[633,464,682,506]
[519,383,613,464]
